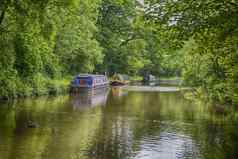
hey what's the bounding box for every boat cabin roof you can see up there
[112,74,129,81]
[76,74,106,78]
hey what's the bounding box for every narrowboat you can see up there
[70,74,109,91]
[142,74,156,82]
[110,74,130,86]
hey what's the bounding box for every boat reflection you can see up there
[111,86,128,98]
[70,88,109,110]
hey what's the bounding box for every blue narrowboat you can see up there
[71,74,109,89]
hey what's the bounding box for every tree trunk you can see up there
[0,10,5,25]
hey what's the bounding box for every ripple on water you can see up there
[132,132,201,159]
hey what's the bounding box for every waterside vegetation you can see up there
[0,0,237,106]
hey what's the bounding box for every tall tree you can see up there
[96,0,148,75]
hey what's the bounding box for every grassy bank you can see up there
[0,76,71,100]
[130,76,143,81]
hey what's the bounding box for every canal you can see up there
[0,86,238,159]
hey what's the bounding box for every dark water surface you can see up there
[0,87,238,159]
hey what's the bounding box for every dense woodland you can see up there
[0,0,237,105]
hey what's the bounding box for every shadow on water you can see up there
[0,87,238,159]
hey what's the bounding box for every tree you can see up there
[96,0,148,75]
[144,0,238,104]
[0,0,103,98]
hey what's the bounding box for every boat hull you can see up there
[110,81,129,86]
[70,74,109,93]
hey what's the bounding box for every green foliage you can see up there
[55,0,103,74]
[144,0,238,105]
[180,28,238,105]
[0,0,237,106]
[0,0,102,99]
[96,0,147,75]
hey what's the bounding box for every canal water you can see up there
[0,86,238,159]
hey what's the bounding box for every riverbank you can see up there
[0,78,70,100]
[122,85,190,92]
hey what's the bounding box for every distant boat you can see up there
[110,74,130,86]
[70,74,109,91]
[142,74,156,82]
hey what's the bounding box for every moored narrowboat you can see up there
[70,74,109,91]
[110,74,130,86]
[142,74,156,83]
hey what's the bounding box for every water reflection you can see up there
[0,89,238,159]
[70,88,109,110]
[111,86,128,98]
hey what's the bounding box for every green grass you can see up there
[130,76,143,81]
[158,76,181,80]
[46,78,71,95]
[0,76,72,100]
